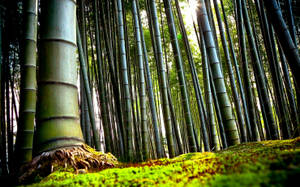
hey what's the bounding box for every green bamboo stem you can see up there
[78,0,88,144]
[235,0,256,141]
[262,0,300,102]
[241,0,278,140]
[0,7,7,174]
[268,26,292,139]
[278,43,300,136]
[220,0,251,143]
[200,27,219,150]
[197,0,240,146]
[15,0,37,165]
[285,0,297,46]
[163,0,197,152]
[132,0,149,160]
[77,23,101,151]
[176,0,210,152]
[34,0,84,155]
[93,0,112,152]
[213,0,247,143]
[99,0,125,153]
[205,0,221,63]
[116,0,134,161]
[137,0,163,158]
[149,0,175,157]
[80,1,89,145]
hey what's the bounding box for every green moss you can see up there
[24,137,300,187]
[18,144,118,184]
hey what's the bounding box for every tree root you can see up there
[17,144,118,184]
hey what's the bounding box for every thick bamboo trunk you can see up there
[34,0,84,155]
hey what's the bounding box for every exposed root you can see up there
[18,144,118,184]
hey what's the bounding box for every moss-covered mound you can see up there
[25,137,300,186]
[18,144,118,184]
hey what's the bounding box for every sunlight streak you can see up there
[188,0,198,19]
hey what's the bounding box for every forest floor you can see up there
[23,137,300,186]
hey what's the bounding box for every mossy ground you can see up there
[24,137,300,186]
[18,144,118,184]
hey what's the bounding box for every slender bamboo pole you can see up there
[116,0,134,161]
[278,44,300,136]
[132,0,149,160]
[15,0,37,165]
[213,0,247,142]
[175,0,210,152]
[77,23,101,151]
[241,0,278,140]
[136,0,163,158]
[93,0,112,152]
[163,0,197,152]
[200,27,218,150]
[99,1,125,152]
[5,53,12,171]
[0,7,8,174]
[78,0,87,145]
[220,0,252,143]
[262,0,300,98]
[149,0,175,157]
[197,0,240,146]
[285,0,297,46]
[254,0,291,140]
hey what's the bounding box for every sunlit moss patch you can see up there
[24,137,300,186]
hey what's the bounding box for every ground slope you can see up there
[26,137,300,186]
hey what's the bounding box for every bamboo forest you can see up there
[0,0,300,186]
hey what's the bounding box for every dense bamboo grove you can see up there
[0,0,299,178]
